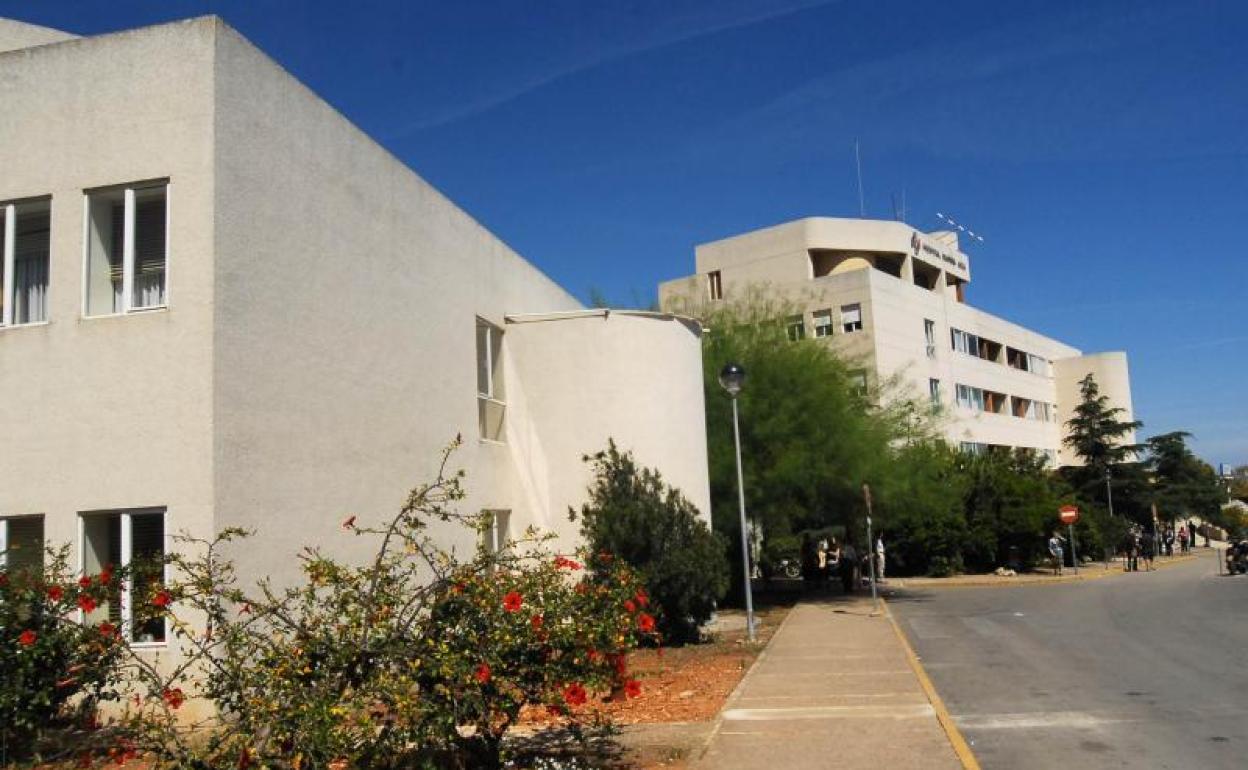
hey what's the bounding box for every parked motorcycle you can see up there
[1226,541,1248,575]
[776,557,802,579]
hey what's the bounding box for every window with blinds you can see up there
[1,199,51,327]
[0,515,45,575]
[80,508,167,644]
[813,309,833,337]
[840,303,863,333]
[85,182,168,316]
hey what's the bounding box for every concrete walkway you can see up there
[691,596,968,769]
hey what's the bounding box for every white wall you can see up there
[210,22,585,586]
[505,312,712,547]
[0,18,76,53]
[0,19,217,561]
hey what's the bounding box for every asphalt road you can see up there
[889,552,1248,770]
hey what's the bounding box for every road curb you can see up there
[882,597,982,770]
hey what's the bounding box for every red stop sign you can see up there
[1059,505,1080,525]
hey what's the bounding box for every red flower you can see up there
[474,663,491,684]
[78,595,98,614]
[78,576,92,589]
[635,589,649,608]
[637,612,656,633]
[562,682,588,707]
[18,629,37,646]
[574,582,588,595]
[342,515,357,530]
[0,573,7,587]
[47,585,65,602]
[98,621,117,638]
[502,591,523,612]
[554,555,582,570]
[162,687,186,710]
[623,599,636,614]
[611,653,628,677]
[98,567,113,585]
[624,679,642,699]
[587,648,602,663]
[152,590,172,608]
[530,614,544,631]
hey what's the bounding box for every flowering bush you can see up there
[0,546,129,763]
[120,438,653,769]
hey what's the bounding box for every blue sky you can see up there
[5,0,1245,466]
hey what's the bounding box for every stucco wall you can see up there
[1054,352,1136,466]
[0,19,217,558]
[0,18,77,53]
[209,22,583,586]
[504,312,712,547]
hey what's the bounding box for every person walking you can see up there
[840,540,858,594]
[875,536,886,582]
[1048,532,1065,576]
[1141,529,1156,571]
[1163,527,1175,558]
[1178,525,1189,554]
[1121,529,1139,572]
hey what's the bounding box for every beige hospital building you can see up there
[660,217,1135,464]
[0,16,710,651]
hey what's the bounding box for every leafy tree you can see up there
[873,441,968,576]
[698,294,924,592]
[574,441,729,644]
[1226,465,1248,503]
[961,449,1068,571]
[1147,431,1228,526]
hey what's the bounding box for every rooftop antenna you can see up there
[891,193,900,222]
[854,139,865,217]
[934,212,985,246]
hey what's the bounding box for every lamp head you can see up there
[718,362,745,397]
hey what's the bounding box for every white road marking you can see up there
[956,711,1139,730]
[723,704,936,721]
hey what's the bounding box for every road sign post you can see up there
[1059,505,1080,575]
[863,483,879,613]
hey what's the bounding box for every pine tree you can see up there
[1063,374,1143,478]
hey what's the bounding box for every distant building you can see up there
[660,217,1135,464]
[0,16,710,653]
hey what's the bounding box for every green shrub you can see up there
[573,440,729,644]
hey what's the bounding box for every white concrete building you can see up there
[659,217,1135,464]
[0,16,710,651]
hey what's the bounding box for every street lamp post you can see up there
[719,362,756,643]
[1105,468,1116,570]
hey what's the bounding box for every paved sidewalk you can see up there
[691,596,967,769]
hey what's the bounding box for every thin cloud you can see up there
[390,0,838,136]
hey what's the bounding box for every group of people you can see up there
[1048,520,1202,575]
[800,533,885,593]
[1121,520,1200,571]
